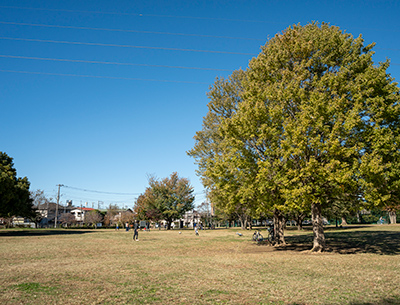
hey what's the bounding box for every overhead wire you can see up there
[0,7,398,83]
[0,5,287,24]
[0,69,210,84]
[64,185,141,195]
[0,36,258,55]
[63,185,204,196]
[2,5,400,33]
[0,54,234,72]
[0,21,265,41]
[60,186,205,209]
[1,54,398,69]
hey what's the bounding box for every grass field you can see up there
[1,225,400,305]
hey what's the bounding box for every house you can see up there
[12,216,35,228]
[181,209,201,228]
[35,202,74,227]
[70,207,95,222]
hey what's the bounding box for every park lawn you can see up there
[1,225,400,305]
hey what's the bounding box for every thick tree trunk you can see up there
[248,219,252,230]
[242,218,247,230]
[296,214,305,230]
[238,214,247,230]
[273,209,286,245]
[311,203,325,252]
[389,211,397,224]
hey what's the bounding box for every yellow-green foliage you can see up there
[189,22,400,228]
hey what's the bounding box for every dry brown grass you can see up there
[1,225,400,304]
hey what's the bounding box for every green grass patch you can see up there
[14,282,59,295]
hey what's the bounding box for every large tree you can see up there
[0,152,34,219]
[190,22,400,252]
[240,23,399,251]
[134,172,195,229]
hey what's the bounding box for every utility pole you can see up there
[54,184,63,228]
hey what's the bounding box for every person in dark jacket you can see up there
[133,221,139,241]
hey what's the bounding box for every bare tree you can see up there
[59,213,77,228]
[197,201,212,228]
[30,189,53,227]
[104,204,119,227]
[84,210,103,229]
[119,211,134,227]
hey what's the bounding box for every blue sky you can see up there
[1,0,399,209]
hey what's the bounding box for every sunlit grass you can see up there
[1,225,400,304]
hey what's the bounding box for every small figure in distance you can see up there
[133,221,139,242]
[195,225,199,236]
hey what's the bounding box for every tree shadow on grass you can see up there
[273,230,400,255]
[283,296,400,305]
[348,296,400,305]
[0,229,96,237]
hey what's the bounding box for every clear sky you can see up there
[1,0,399,209]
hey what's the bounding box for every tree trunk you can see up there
[389,211,397,224]
[296,214,305,230]
[238,214,247,230]
[311,203,325,252]
[273,209,286,245]
[242,218,247,230]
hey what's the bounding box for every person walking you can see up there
[133,221,139,241]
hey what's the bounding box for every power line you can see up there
[1,5,400,34]
[0,21,265,41]
[1,55,398,74]
[0,69,210,84]
[0,36,257,56]
[0,54,234,72]
[63,185,141,195]
[0,5,286,24]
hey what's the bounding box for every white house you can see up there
[70,207,95,222]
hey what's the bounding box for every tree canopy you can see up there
[133,172,195,229]
[189,22,400,251]
[0,152,34,219]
